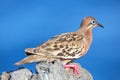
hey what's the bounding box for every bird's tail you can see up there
[14,55,54,66]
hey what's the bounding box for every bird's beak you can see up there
[98,23,104,28]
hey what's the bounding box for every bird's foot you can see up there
[64,64,80,77]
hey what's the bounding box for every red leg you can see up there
[64,64,80,77]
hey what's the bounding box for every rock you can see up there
[31,74,38,80]
[36,60,71,80]
[10,68,32,80]
[0,60,93,80]
[0,72,10,80]
[35,60,93,80]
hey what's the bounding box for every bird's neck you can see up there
[86,29,93,45]
[77,27,93,45]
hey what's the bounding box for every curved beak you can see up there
[98,23,104,28]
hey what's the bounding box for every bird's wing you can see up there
[26,32,86,59]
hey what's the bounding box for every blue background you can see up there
[0,0,120,80]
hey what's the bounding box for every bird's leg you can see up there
[64,64,80,77]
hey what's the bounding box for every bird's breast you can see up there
[83,30,93,55]
[86,29,93,46]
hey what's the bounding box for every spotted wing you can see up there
[28,32,86,59]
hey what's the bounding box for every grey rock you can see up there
[0,72,10,80]
[31,74,38,80]
[35,60,93,80]
[10,68,32,80]
[0,60,93,80]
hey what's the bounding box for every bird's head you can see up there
[80,16,104,30]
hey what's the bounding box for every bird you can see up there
[15,16,103,76]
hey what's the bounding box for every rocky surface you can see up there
[0,60,93,80]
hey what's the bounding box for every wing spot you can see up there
[46,43,50,46]
[46,48,52,51]
[57,53,64,56]
[54,48,60,50]
[73,34,77,36]
[54,45,58,47]
[33,49,37,53]
[68,38,72,41]
[60,45,64,48]
[62,49,66,53]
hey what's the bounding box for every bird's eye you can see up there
[91,20,96,25]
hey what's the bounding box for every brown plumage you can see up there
[15,16,103,66]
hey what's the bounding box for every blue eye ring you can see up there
[91,20,96,25]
